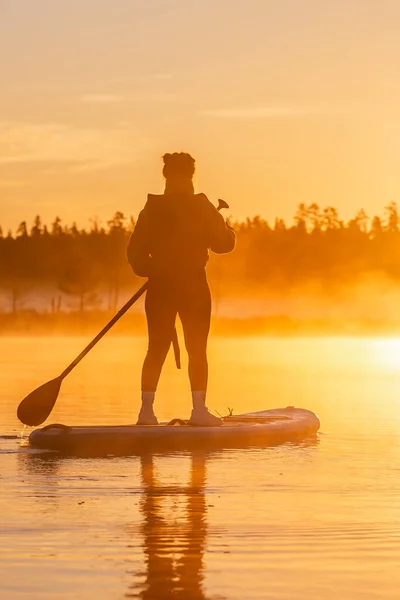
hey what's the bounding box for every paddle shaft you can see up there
[60,282,148,379]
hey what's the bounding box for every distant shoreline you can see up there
[1,311,400,337]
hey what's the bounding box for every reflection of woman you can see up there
[127,153,235,426]
[175,454,207,598]
[131,453,211,600]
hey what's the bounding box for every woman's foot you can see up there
[189,406,223,426]
[136,406,158,425]
[137,391,158,425]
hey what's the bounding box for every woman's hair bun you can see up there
[162,152,195,180]
[163,153,172,164]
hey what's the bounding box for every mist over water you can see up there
[3,203,400,335]
[1,336,400,599]
[3,273,400,338]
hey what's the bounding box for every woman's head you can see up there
[162,152,195,182]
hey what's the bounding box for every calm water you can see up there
[1,336,400,599]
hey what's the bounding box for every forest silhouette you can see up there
[1,202,400,334]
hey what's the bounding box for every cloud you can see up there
[0,122,152,171]
[200,106,313,119]
[0,179,26,188]
[82,91,176,103]
[139,72,174,82]
[82,94,125,104]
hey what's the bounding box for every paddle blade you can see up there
[17,377,62,426]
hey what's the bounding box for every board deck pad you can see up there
[29,407,320,456]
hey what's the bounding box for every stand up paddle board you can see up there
[28,407,320,455]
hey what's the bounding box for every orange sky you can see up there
[1,0,400,231]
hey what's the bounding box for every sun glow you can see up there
[370,339,400,372]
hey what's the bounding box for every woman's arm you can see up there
[127,210,152,277]
[204,196,236,254]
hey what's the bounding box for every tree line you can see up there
[1,202,400,313]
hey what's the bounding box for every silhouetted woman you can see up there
[127,153,235,425]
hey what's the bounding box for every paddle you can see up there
[17,282,149,426]
[17,198,229,427]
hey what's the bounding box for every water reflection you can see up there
[17,450,63,509]
[17,448,221,599]
[16,439,321,600]
[127,452,215,600]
